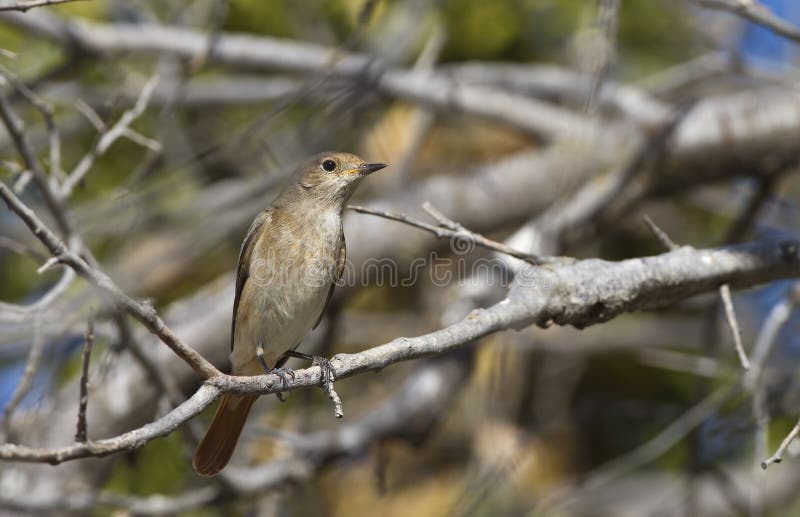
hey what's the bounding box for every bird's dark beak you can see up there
[353,163,387,176]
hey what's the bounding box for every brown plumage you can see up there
[192,152,386,476]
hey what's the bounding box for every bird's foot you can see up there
[270,367,295,402]
[311,356,334,388]
[280,350,334,388]
[277,350,340,415]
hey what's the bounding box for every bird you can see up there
[192,152,386,476]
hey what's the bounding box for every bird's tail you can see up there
[192,393,258,476]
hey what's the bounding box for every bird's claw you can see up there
[312,356,334,388]
[270,367,295,402]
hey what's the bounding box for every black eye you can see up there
[322,159,337,172]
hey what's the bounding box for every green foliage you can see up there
[103,432,190,499]
[439,0,694,71]
[226,0,294,38]
[617,0,697,75]
[441,0,524,60]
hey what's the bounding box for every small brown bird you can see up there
[193,152,386,476]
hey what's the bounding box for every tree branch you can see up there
[74,308,94,443]
[60,76,159,199]
[0,235,798,462]
[0,181,220,379]
[694,0,800,45]
[0,10,603,142]
[0,0,84,12]
[347,204,553,265]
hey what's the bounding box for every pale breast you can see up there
[231,205,342,375]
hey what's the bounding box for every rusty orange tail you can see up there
[192,393,258,476]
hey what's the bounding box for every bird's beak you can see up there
[351,162,387,176]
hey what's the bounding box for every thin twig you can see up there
[756,283,800,469]
[0,267,75,325]
[0,88,72,235]
[694,0,800,45]
[719,284,750,370]
[74,99,106,132]
[644,215,751,370]
[585,0,621,114]
[0,180,220,379]
[642,215,679,251]
[2,315,45,441]
[0,0,84,12]
[75,308,94,443]
[60,75,159,199]
[121,128,162,152]
[762,420,800,469]
[0,66,62,181]
[515,103,694,260]
[0,235,48,263]
[0,486,221,515]
[349,204,549,265]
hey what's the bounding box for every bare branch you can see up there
[755,283,800,469]
[348,204,551,265]
[0,0,84,12]
[1,316,45,440]
[644,216,751,371]
[60,76,159,199]
[0,266,75,325]
[0,66,62,181]
[0,234,797,462]
[0,486,220,515]
[643,215,679,251]
[763,421,800,469]
[585,0,621,114]
[75,308,94,443]
[0,89,71,235]
[0,11,603,141]
[719,284,750,370]
[0,180,220,379]
[74,99,106,132]
[0,357,468,510]
[694,0,800,45]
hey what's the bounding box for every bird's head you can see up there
[288,152,387,207]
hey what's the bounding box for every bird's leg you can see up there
[256,343,294,402]
[255,343,270,373]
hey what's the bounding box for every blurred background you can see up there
[1,0,800,515]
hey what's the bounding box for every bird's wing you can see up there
[231,209,272,351]
[313,235,346,330]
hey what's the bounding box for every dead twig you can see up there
[60,76,159,199]
[643,215,750,371]
[0,180,220,379]
[0,0,84,12]
[74,309,94,443]
[694,0,800,45]
[349,204,550,265]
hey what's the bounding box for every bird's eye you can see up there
[322,159,337,172]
